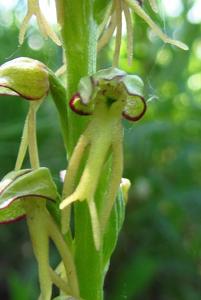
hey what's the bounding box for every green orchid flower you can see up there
[19,0,61,46]
[60,67,146,250]
[98,0,188,66]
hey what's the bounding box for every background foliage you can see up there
[0,1,201,299]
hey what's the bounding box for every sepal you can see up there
[0,168,59,224]
[69,67,146,122]
[0,57,49,100]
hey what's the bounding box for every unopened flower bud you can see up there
[0,57,49,100]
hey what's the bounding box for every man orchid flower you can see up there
[60,67,146,250]
[19,0,61,46]
[98,0,188,66]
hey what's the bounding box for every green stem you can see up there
[57,0,97,154]
[15,102,41,170]
[56,1,111,299]
[28,102,40,169]
[46,210,80,298]
[25,101,53,299]
[24,201,52,300]
[15,115,28,171]
[49,72,68,152]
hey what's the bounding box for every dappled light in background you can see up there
[162,0,183,17]
[187,0,201,24]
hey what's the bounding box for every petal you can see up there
[92,67,126,83]
[121,74,144,98]
[78,76,94,104]
[0,86,19,97]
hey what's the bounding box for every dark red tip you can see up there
[69,93,92,116]
[122,96,147,122]
[0,214,26,225]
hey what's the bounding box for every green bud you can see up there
[0,57,49,100]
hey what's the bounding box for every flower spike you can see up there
[19,0,61,46]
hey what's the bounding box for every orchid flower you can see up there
[60,67,146,249]
[98,0,188,66]
[19,0,61,46]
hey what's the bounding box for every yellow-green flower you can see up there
[19,0,61,46]
[98,0,188,66]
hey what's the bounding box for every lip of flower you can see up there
[69,67,147,122]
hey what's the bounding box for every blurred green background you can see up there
[0,0,201,299]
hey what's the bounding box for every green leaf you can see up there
[0,168,59,224]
